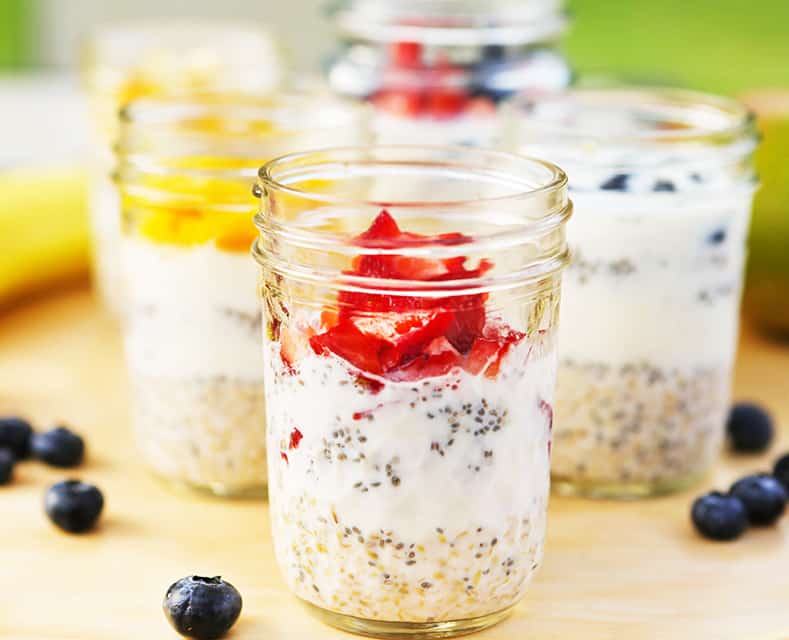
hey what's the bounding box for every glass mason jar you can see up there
[116,94,367,497]
[507,88,758,498]
[82,21,283,315]
[252,146,571,636]
[326,0,572,147]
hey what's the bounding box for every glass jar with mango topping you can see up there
[116,94,367,497]
[82,21,284,315]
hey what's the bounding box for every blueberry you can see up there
[691,491,748,541]
[773,453,789,491]
[730,474,788,525]
[0,448,14,484]
[727,403,773,453]
[31,426,84,467]
[708,228,727,245]
[45,480,104,533]
[481,44,507,61]
[653,179,677,192]
[163,576,242,640]
[600,173,630,191]
[0,416,33,459]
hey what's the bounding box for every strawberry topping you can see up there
[301,211,523,382]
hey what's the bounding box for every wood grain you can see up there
[1,288,788,640]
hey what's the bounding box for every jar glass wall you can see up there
[507,88,758,498]
[326,0,571,147]
[116,95,367,497]
[82,21,283,315]
[253,146,571,636]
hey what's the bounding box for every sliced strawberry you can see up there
[310,321,387,375]
[445,305,486,354]
[390,41,423,68]
[387,336,462,381]
[484,327,526,378]
[307,211,521,381]
[427,88,469,120]
[289,428,303,450]
[358,210,401,243]
[379,311,453,370]
[465,336,501,375]
[279,327,300,373]
[373,90,425,118]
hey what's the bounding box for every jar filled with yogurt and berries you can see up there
[82,21,284,316]
[115,93,366,497]
[253,146,571,636]
[507,88,758,498]
[326,0,572,147]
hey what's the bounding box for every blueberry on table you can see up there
[0,416,33,459]
[164,576,242,640]
[691,491,748,541]
[773,453,789,491]
[0,448,15,484]
[727,403,773,453]
[600,173,630,191]
[730,474,788,525]
[45,480,104,533]
[31,426,84,467]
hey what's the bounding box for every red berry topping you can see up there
[390,42,423,68]
[288,428,303,450]
[372,90,425,118]
[301,211,523,382]
[426,89,469,120]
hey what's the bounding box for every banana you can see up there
[0,167,90,308]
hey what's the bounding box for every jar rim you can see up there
[329,0,568,46]
[120,92,366,135]
[253,145,572,292]
[256,145,567,209]
[83,20,279,69]
[116,92,369,183]
[509,86,756,144]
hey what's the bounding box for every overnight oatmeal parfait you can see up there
[116,95,366,496]
[327,0,571,148]
[253,147,571,635]
[509,88,758,497]
[82,21,283,314]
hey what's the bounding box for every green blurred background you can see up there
[4,0,789,91]
[1,0,787,331]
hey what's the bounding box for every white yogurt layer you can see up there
[264,333,555,622]
[559,188,753,369]
[122,238,262,380]
[89,158,124,315]
[373,111,501,148]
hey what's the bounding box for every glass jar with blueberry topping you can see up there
[326,0,572,147]
[507,87,758,498]
[252,146,571,636]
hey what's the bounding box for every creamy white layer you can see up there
[559,189,753,368]
[372,111,501,148]
[122,238,262,380]
[89,161,124,315]
[264,334,555,620]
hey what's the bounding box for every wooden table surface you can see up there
[1,288,788,640]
